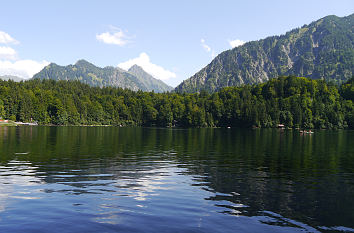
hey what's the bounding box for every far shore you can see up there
[1,122,351,131]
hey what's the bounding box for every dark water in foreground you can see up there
[0,127,353,233]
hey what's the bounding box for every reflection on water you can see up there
[0,126,353,232]
[0,160,43,213]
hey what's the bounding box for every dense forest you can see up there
[0,76,353,129]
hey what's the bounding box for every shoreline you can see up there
[0,123,351,131]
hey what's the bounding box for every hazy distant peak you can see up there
[47,62,59,67]
[75,59,96,68]
[0,75,24,82]
[128,64,144,71]
[126,64,173,92]
[128,64,153,78]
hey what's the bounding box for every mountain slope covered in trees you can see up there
[33,60,172,92]
[0,76,352,129]
[176,14,354,93]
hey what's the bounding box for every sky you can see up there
[0,0,352,87]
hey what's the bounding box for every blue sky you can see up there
[0,0,352,87]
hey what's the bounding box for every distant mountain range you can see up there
[33,60,173,92]
[8,14,354,93]
[176,14,354,93]
[0,75,23,82]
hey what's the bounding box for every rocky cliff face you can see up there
[176,14,354,93]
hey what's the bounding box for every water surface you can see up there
[0,126,353,232]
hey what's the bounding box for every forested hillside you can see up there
[0,76,353,129]
[176,14,354,93]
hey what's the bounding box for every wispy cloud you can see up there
[96,27,132,46]
[228,39,245,48]
[0,31,18,44]
[201,39,211,52]
[118,52,176,80]
[201,39,216,58]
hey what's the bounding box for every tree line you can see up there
[0,76,353,129]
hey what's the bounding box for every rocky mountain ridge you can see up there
[33,60,173,92]
[175,14,354,93]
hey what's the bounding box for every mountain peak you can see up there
[127,64,173,92]
[175,14,353,93]
[33,60,173,92]
[128,64,144,72]
[128,65,153,78]
[75,59,95,67]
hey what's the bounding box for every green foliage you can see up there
[176,14,354,93]
[0,76,352,129]
[0,100,5,118]
[341,77,354,101]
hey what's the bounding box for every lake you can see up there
[0,126,353,233]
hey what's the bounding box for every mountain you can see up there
[33,60,172,92]
[176,14,354,93]
[0,75,24,82]
[128,65,173,92]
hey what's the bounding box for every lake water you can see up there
[0,126,353,233]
